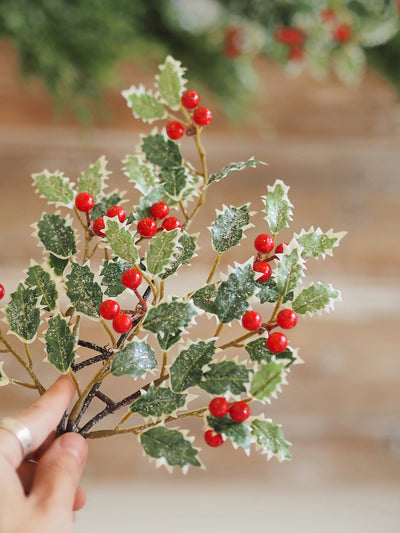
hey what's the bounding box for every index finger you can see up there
[0,375,75,469]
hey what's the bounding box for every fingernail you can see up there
[59,432,88,466]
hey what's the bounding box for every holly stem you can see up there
[100,318,116,348]
[218,330,256,350]
[213,322,224,338]
[270,294,283,324]
[159,352,168,380]
[24,343,33,368]
[68,368,82,396]
[179,200,190,222]
[9,379,38,389]
[206,253,222,285]
[183,128,208,231]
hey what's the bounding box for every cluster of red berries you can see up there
[204,397,251,447]
[274,26,305,61]
[165,90,212,141]
[99,267,143,334]
[320,8,352,43]
[252,233,287,282]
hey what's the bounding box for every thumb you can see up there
[31,432,88,512]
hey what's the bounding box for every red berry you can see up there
[274,26,304,46]
[99,299,120,320]
[121,268,142,290]
[193,107,213,127]
[276,309,297,329]
[150,201,169,219]
[137,217,157,237]
[0,284,5,300]
[93,217,106,237]
[321,8,336,23]
[275,242,288,254]
[162,217,181,231]
[241,310,262,331]
[112,313,132,334]
[229,401,250,422]
[75,192,94,212]
[181,90,200,109]
[107,205,126,223]
[288,46,304,61]
[166,121,185,140]
[209,397,229,418]
[223,25,245,59]
[334,24,352,43]
[253,261,272,282]
[254,233,274,254]
[204,429,224,448]
[266,332,288,353]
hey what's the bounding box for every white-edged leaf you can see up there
[105,218,139,265]
[32,170,75,207]
[263,179,293,234]
[122,84,167,123]
[122,155,158,195]
[206,158,267,188]
[292,282,340,316]
[251,415,292,461]
[156,55,186,110]
[44,314,76,373]
[77,155,110,201]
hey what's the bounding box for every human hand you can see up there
[0,375,88,533]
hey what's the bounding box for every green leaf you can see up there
[130,386,186,418]
[122,85,167,123]
[207,415,252,449]
[5,284,40,343]
[250,361,285,402]
[111,339,157,379]
[200,361,250,395]
[123,155,157,195]
[191,285,218,315]
[100,258,132,297]
[333,43,366,85]
[36,213,77,259]
[65,263,103,319]
[141,134,182,168]
[251,417,292,461]
[159,233,197,280]
[276,246,304,297]
[170,339,216,393]
[211,204,252,254]
[296,227,346,259]
[358,15,399,47]
[214,263,256,323]
[255,278,280,304]
[206,158,267,188]
[156,55,186,110]
[140,426,201,470]
[47,254,69,276]
[105,219,139,265]
[77,156,109,201]
[45,315,76,373]
[263,179,293,234]
[160,166,188,200]
[145,228,181,276]
[91,192,122,222]
[32,170,74,207]
[143,298,198,350]
[245,339,297,367]
[292,282,340,316]
[25,264,57,312]
[0,362,10,386]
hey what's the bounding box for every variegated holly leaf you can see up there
[130,386,186,418]
[0,362,10,386]
[122,85,167,123]
[191,285,218,315]
[145,228,181,276]
[123,155,157,195]
[25,264,57,311]
[5,284,40,343]
[111,339,157,379]
[358,15,399,47]
[91,192,122,222]
[36,214,77,259]
[245,338,297,367]
[159,232,197,280]
[141,134,182,168]
[211,204,252,254]
[156,55,186,110]
[295,227,346,259]
[206,158,267,188]
[263,179,293,234]
[47,254,69,277]
[159,166,188,200]
[32,170,75,207]
[214,263,256,323]
[44,314,76,373]
[250,361,285,402]
[100,258,132,297]
[140,426,201,469]
[292,282,340,316]
[251,417,292,461]
[77,156,109,201]
[65,263,103,318]
[142,298,198,350]
[207,415,252,449]
[276,246,305,297]
[200,361,250,395]
[105,218,139,265]
[255,278,280,304]
[333,43,365,85]
[170,339,216,393]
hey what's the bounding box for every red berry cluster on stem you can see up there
[137,202,181,238]
[165,89,213,141]
[274,26,305,62]
[205,397,251,447]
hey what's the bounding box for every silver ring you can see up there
[0,417,34,457]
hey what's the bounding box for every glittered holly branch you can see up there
[0,57,345,472]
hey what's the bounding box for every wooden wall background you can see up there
[0,39,399,531]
